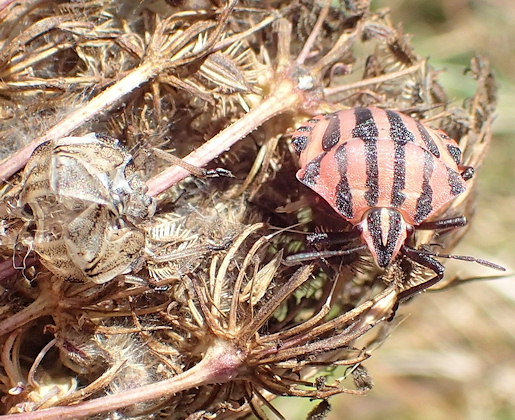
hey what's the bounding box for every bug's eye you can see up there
[291,135,309,154]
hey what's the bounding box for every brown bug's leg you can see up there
[416,216,467,231]
[460,166,475,181]
[203,168,234,178]
[206,237,234,251]
[152,148,233,178]
[306,229,361,246]
[398,245,445,302]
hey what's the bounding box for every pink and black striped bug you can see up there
[288,106,504,301]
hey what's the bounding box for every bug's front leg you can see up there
[386,245,445,320]
[398,245,445,302]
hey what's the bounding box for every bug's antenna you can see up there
[415,249,506,272]
[416,216,467,231]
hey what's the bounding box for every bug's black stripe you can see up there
[352,107,378,140]
[322,113,341,151]
[368,209,384,260]
[386,110,415,144]
[352,108,379,206]
[386,209,402,257]
[299,152,325,188]
[447,167,466,196]
[415,120,440,158]
[446,144,462,165]
[414,150,435,223]
[292,135,309,154]
[386,111,414,207]
[364,140,379,206]
[334,143,353,218]
[391,142,407,207]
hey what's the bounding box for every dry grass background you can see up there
[274,1,515,419]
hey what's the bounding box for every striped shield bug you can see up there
[288,107,504,301]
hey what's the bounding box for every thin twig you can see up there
[324,60,426,97]
[146,78,301,196]
[296,0,331,65]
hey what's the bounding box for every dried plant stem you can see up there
[239,265,314,341]
[2,330,24,387]
[48,361,124,408]
[295,0,330,65]
[0,0,16,11]
[213,223,266,310]
[1,76,103,89]
[1,338,245,420]
[146,78,300,196]
[0,61,156,181]
[0,1,245,182]
[323,60,427,97]
[0,289,52,336]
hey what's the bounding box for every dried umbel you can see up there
[16,133,156,283]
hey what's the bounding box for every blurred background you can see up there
[275,1,515,418]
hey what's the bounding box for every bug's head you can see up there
[359,208,411,268]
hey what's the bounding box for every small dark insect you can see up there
[288,107,504,300]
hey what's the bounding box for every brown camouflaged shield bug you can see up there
[19,133,156,283]
[20,133,155,222]
[288,106,503,300]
